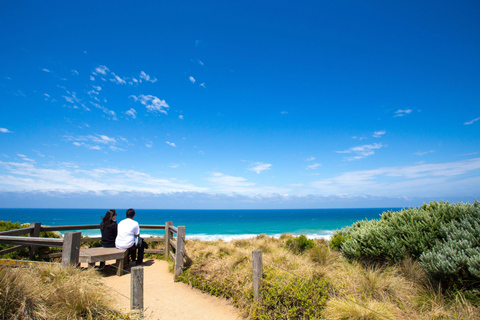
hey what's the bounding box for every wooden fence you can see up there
[0,221,186,279]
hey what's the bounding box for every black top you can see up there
[100,221,118,248]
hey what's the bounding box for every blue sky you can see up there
[0,1,479,209]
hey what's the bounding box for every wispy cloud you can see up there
[337,143,384,161]
[139,71,157,83]
[89,102,117,119]
[248,162,272,174]
[394,109,412,117]
[305,157,315,162]
[199,83,206,88]
[17,154,35,162]
[464,117,480,125]
[166,141,176,147]
[65,134,120,150]
[95,65,109,75]
[130,95,169,114]
[125,108,137,119]
[311,157,480,197]
[0,128,12,133]
[71,70,79,75]
[189,76,196,84]
[110,73,126,85]
[179,115,184,120]
[42,68,50,73]
[414,150,435,156]
[373,130,386,138]
[307,163,322,170]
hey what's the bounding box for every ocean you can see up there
[0,208,398,240]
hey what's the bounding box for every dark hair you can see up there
[100,209,116,230]
[126,208,135,219]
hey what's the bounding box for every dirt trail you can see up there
[101,259,242,320]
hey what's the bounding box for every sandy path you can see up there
[101,259,243,320]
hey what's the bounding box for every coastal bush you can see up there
[419,200,480,287]
[285,235,315,254]
[333,201,474,263]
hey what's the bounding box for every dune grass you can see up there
[0,264,129,320]
[178,234,479,319]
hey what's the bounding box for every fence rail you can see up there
[0,221,186,280]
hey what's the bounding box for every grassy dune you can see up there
[179,234,479,319]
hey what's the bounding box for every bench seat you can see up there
[78,247,128,276]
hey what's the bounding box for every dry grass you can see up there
[181,235,479,320]
[0,264,127,320]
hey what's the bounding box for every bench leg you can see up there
[99,261,105,268]
[116,258,124,276]
[88,262,95,269]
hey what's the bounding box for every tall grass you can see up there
[179,235,479,319]
[0,264,127,320]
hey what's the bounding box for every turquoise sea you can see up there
[0,208,399,240]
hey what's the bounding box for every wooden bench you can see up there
[78,247,128,276]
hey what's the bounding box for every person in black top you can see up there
[100,209,117,248]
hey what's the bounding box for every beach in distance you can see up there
[0,207,397,240]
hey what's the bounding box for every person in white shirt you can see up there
[116,208,147,265]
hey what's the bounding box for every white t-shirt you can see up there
[115,218,139,249]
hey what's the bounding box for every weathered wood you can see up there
[169,251,175,260]
[174,226,185,280]
[169,239,177,250]
[0,245,28,256]
[144,249,163,254]
[139,225,166,230]
[78,247,128,263]
[80,237,101,242]
[62,232,81,267]
[29,222,41,259]
[170,226,178,234]
[0,235,64,247]
[164,221,172,261]
[0,227,34,236]
[142,237,164,242]
[253,250,263,302]
[42,252,62,260]
[116,256,124,276]
[0,259,61,267]
[41,225,100,232]
[131,266,144,311]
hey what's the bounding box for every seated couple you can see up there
[100,208,148,266]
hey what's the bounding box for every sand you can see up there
[101,259,243,320]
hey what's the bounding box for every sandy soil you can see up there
[100,259,243,320]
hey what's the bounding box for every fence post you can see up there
[131,266,144,311]
[29,222,41,259]
[62,232,81,267]
[164,221,173,261]
[253,250,263,302]
[174,226,185,280]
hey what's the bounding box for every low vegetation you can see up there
[0,264,127,319]
[179,200,480,319]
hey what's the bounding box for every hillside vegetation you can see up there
[179,201,480,319]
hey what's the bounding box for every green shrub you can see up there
[330,234,347,250]
[419,200,480,287]
[250,268,329,320]
[334,201,474,263]
[285,235,315,254]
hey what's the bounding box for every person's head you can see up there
[109,209,117,220]
[126,208,135,219]
[101,209,116,227]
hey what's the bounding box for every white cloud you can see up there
[89,102,117,119]
[207,172,255,188]
[310,157,480,197]
[248,162,272,174]
[71,70,79,75]
[464,117,480,125]
[307,163,322,170]
[199,83,206,88]
[305,157,315,161]
[189,76,195,84]
[394,109,413,117]
[95,65,109,75]
[90,75,95,81]
[93,85,102,91]
[126,108,137,119]
[0,128,12,133]
[166,141,176,147]
[414,150,435,156]
[337,143,384,161]
[42,68,50,73]
[110,73,126,85]
[17,154,35,162]
[179,115,184,120]
[198,60,204,66]
[373,130,386,138]
[65,134,119,150]
[130,95,170,114]
[139,71,157,83]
